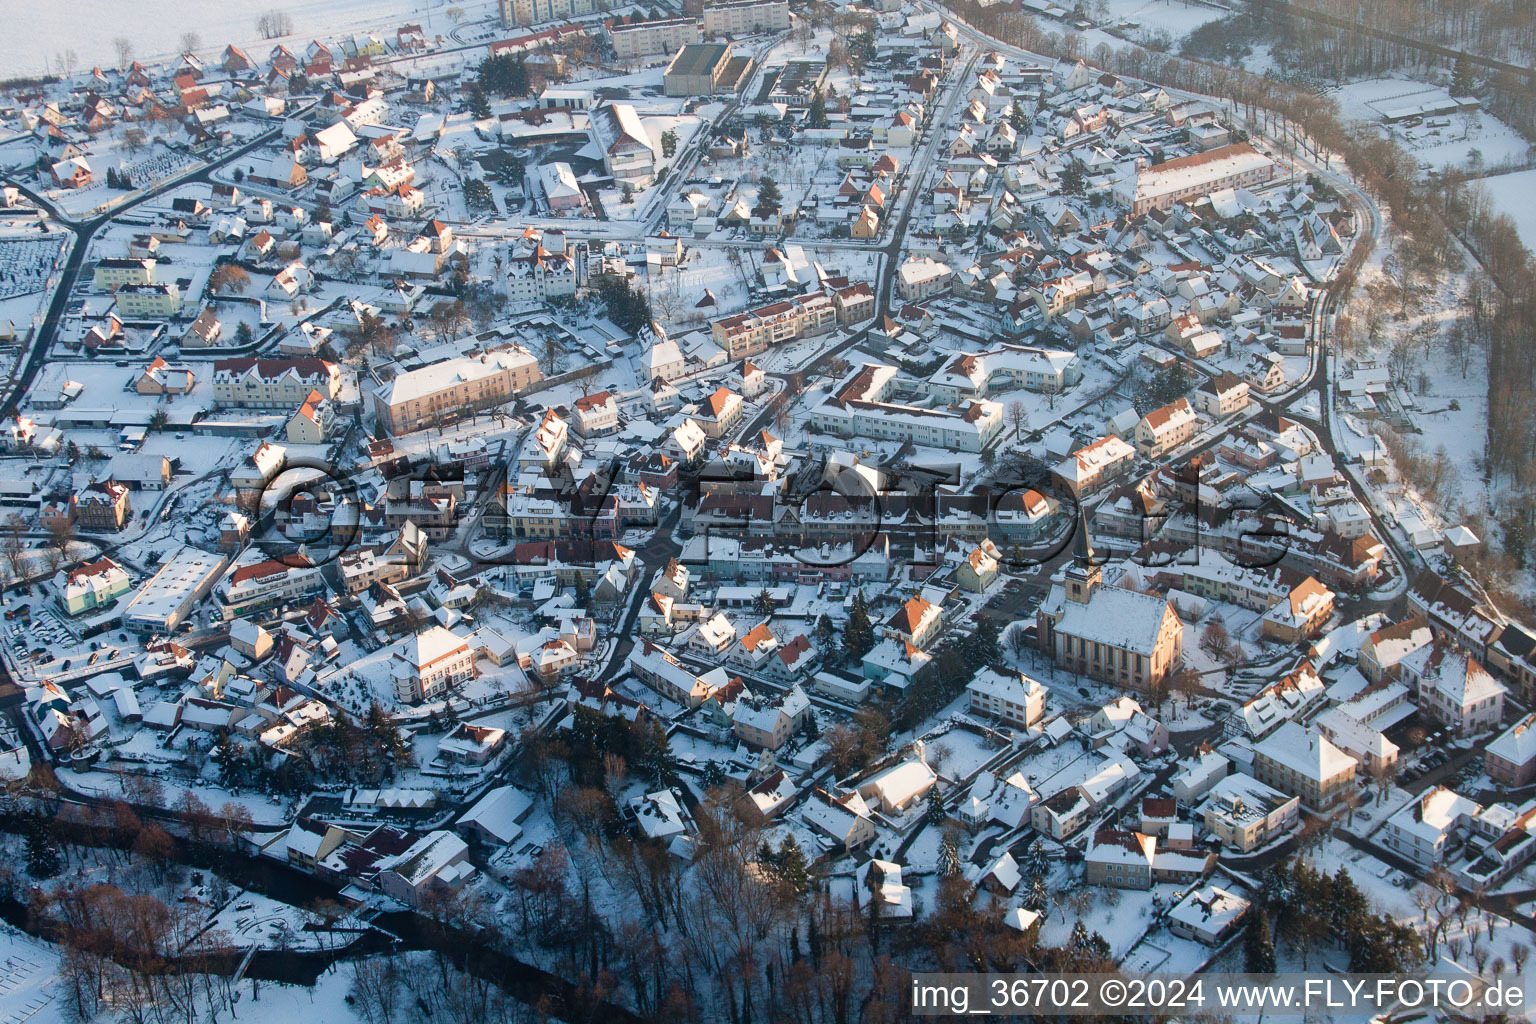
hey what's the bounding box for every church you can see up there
[1037,509,1184,690]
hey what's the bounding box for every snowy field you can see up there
[1,0,495,78]
[1328,79,1530,172]
[1480,168,1536,255]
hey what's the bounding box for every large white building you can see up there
[212,358,341,409]
[1115,143,1277,216]
[811,363,1004,453]
[926,344,1081,399]
[966,667,1047,729]
[611,17,699,59]
[897,257,953,300]
[371,347,542,435]
[120,546,228,633]
[393,626,477,703]
[703,0,790,35]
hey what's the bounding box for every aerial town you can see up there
[0,0,1534,1021]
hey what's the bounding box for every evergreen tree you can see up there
[25,818,60,879]
[842,592,874,662]
[938,828,962,877]
[1329,865,1369,936]
[753,586,775,618]
[1245,905,1277,973]
[1025,838,1052,880]
[1024,874,1049,913]
[758,175,782,208]
[213,732,241,788]
[635,719,679,783]
[814,613,836,652]
[1008,101,1029,132]
[1060,163,1087,195]
[701,759,726,788]
[1451,55,1474,97]
[964,615,1000,669]
[807,92,829,129]
[777,834,810,895]
[478,53,530,97]
[1069,918,1091,952]
[573,572,591,605]
[926,782,946,823]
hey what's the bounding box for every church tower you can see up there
[1065,505,1101,604]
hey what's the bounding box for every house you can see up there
[51,156,92,188]
[1251,721,1357,809]
[1134,397,1197,458]
[1194,372,1250,417]
[456,786,535,846]
[856,752,937,814]
[1485,713,1536,787]
[956,541,999,592]
[1260,576,1335,643]
[855,859,913,920]
[884,595,943,650]
[1198,772,1299,852]
[1168,886,1250,945]
[1381,786,1488,868]
[801,788,876,849]
[377,831,475,905]
[285,389,335,444]
[181,308,222,348]
[1085,828,1156,889]
[591,102,656,187]
[966,667,1046,729]
[76,480,131,531]
[392,627,476,704]
[135,357,196,395]
[1410,642,1506,736]
[732,684,810,751]
[55,558,133,616]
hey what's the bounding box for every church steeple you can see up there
[1072,503,1094,566]
[1066,505,1101,604]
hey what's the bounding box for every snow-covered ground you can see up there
[1479,168,1536,255]
[0,0,496,79]
[1328,79,1531,173]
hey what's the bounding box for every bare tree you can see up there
[112,37,134,69]
[1007,399,1027,439]
[3,513,26,582]
[208,264,251,294]
[179,31,201,55]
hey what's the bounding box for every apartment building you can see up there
[612,17,700,59]
[810,362,1004,453]
[219,552,326,620]
[115,283,181,318]
[709,289,839,359]
[499,0,595,26]
[966,667,1047,729]
[703,0,790,35]
[1116,142,1277,216]
[93,257,157,291]
[212,357,341,409]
